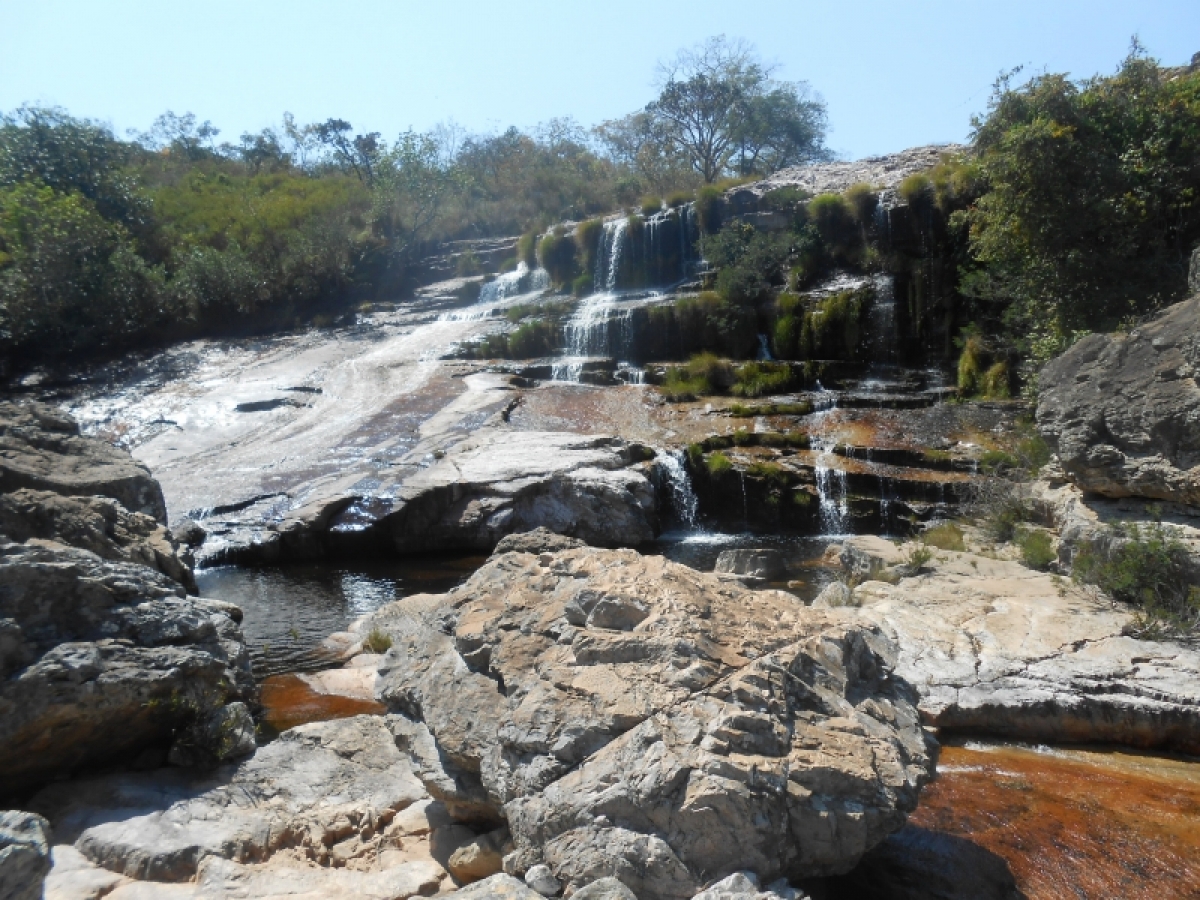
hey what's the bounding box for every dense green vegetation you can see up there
[955,44,1200,384]
[0,36,831,374]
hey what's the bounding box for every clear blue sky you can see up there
[3,0,1198,159]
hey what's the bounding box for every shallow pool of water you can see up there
[909,739,1200,900]
[196,554,487,678]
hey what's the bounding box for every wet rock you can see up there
[0,541,252,798]
[0,402,166,523]
[0,489,194,590]
[692,872,806,899]
[834,536,1200,753]
[1037,294,1200,507]
[0,810,51,900]
[370,547,935,898]
[714,548,786,581]
[165,702,256,768]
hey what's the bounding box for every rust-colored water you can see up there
[911,741,1200,900]
[259,673,385,738]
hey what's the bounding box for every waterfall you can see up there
[810,406,850,535]
[757,334,774,361]
[478,262,549,305]
[659,450,699,529]
[594,219,627,292]
[867,273,897,365]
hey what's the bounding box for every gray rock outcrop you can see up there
[0,402,167,522]
[834,536,1200,753]
[211,431,659,565]
[0,541,253,797]
[0,488,194,590]
[0,810,51,900]
[714,548,786,581]
[369,546,936,898]
[1037,295,1200,507]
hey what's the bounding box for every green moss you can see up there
[705,451,733,476]
[732,361,796,398]
[732,427,754,446]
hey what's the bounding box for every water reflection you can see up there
[196,555,486,678]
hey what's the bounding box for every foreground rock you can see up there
[1038,293,1200,506]
[0,541,253,798]
[0,402,167,522]
[835,536,1200,753]
[369,544,936,898]
[35,715,506,898]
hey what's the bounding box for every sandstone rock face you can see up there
[0,810,51,900]
[0,402,166,522]
[0,489,194,590]
[35,715,494,898]
[835,536,1200,753]
[1037,295,1200,506]
[370,546,936,899]
[0,541,252,798]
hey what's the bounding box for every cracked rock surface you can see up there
[1037,293,1200,506]
[369,545,936,899]
[836,536,1200,753]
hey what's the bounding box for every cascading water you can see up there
[478,262,549,304]
[867,273,898,365]
[809,403,850,535]
[658,450,700,529]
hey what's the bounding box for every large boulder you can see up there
[0,541,252,798]
[1037,295,1200,506]
[0,402,167,522]
[369,547,936,899]
[834,536,1200,753]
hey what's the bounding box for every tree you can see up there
[370,130,462,266]
[960,43,1200,358]
[647,36,829,182]
[132,111,221,160]
[314,119,382,185]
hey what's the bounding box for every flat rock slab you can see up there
[370,545,935,899]
[837,536,1200,753]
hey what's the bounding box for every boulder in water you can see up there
[713,548,786,581]
[0,810,51,900]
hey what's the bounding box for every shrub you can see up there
[843,183,878,224]
[538,228,578,287]
[498,256,518,273]
[660,352,734,400]
[732,361,796,398]
[1015,527,1055,570]
[507,320,556,358]
[575,218,604,274]
[695,185,723,234]
[983,361,1011,399]
[807,193,858,256]
[705,451,733,476]
[747,460,792,486]
[516,230,538,268]
[666,190,693,208]
[898,173,933,209]
[728,401,813,418]
[732,427,754,446]
[364,628,393,653]
[455,249,483,276]
[640,196,663,216]
[901,544,934,575]
[1072,522,1200,636]
[923,522,966,552]
[571,273,593,297]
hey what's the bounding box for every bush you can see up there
[901,544,934,575]
[364,628,393,653]
[695,185,723,234]
[507,319,556,358]
[898,173,933,209]
[843,183,878,225]
[923,522,966,552]
[575,218,604,275]
[640,196,663,216]
[516,230,538,268]
[732,361,796,398]
[455,249,483,276]
[705,451,733,476]
[538,228,578,287]
[807,192,858,257]
[1015,527,1055,570]
[571,273,593,297]
[1072,522,1200,636]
